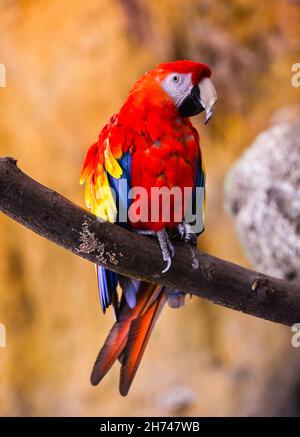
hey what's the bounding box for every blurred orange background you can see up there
[0,0,300,416]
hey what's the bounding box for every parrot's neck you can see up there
[120,92,188,138]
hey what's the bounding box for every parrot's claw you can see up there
[177,222,198,246]
[177,223,185,240]
[157,229,174,273]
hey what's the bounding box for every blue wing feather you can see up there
[107,152,132,227]
[97,152,133,315]
[191,155,205,236]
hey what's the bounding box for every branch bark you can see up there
[0,156,299,326]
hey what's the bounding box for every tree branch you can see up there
[0,156,299,327]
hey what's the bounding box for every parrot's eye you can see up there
[161,72,192,108]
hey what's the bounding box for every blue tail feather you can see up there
[97,266,118,314]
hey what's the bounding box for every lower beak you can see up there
[178,77,217,123]
[178,85,205,118]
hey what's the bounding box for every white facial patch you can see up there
[161,72,193,108]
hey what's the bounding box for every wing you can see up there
[80,114,136,315]
[80,114,124,222]
[191,150,206,236]
[182,125,205,236]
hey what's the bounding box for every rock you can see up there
[225,120,300,281]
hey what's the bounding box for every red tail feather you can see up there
[90,319,131,386]
[91,282,165,392]
[119,291,167,396]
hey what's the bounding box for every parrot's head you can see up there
[131,60,217,124]
[158,60,217,123]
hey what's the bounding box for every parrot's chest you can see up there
[132,130,199,190]
[130,129,199,230]
[132,138,196,188]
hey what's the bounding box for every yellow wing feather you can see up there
[80,134,123,223]
[104,140,123,179]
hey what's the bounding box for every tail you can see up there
[91,282,167,396]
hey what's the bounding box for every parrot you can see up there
[80,60,217,396]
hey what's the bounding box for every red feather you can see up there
[119,291,167,396]
[90,283,164,389]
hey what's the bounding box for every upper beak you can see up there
[178,77,217,122]
[198,77,217,124]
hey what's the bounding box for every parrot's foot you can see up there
[177,222,198,246]
[157,229,174,273]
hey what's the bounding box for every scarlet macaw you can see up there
[80,60,217,396]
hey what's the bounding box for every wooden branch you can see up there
[0,156,299,327]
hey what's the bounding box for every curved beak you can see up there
[178,77,217,124]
